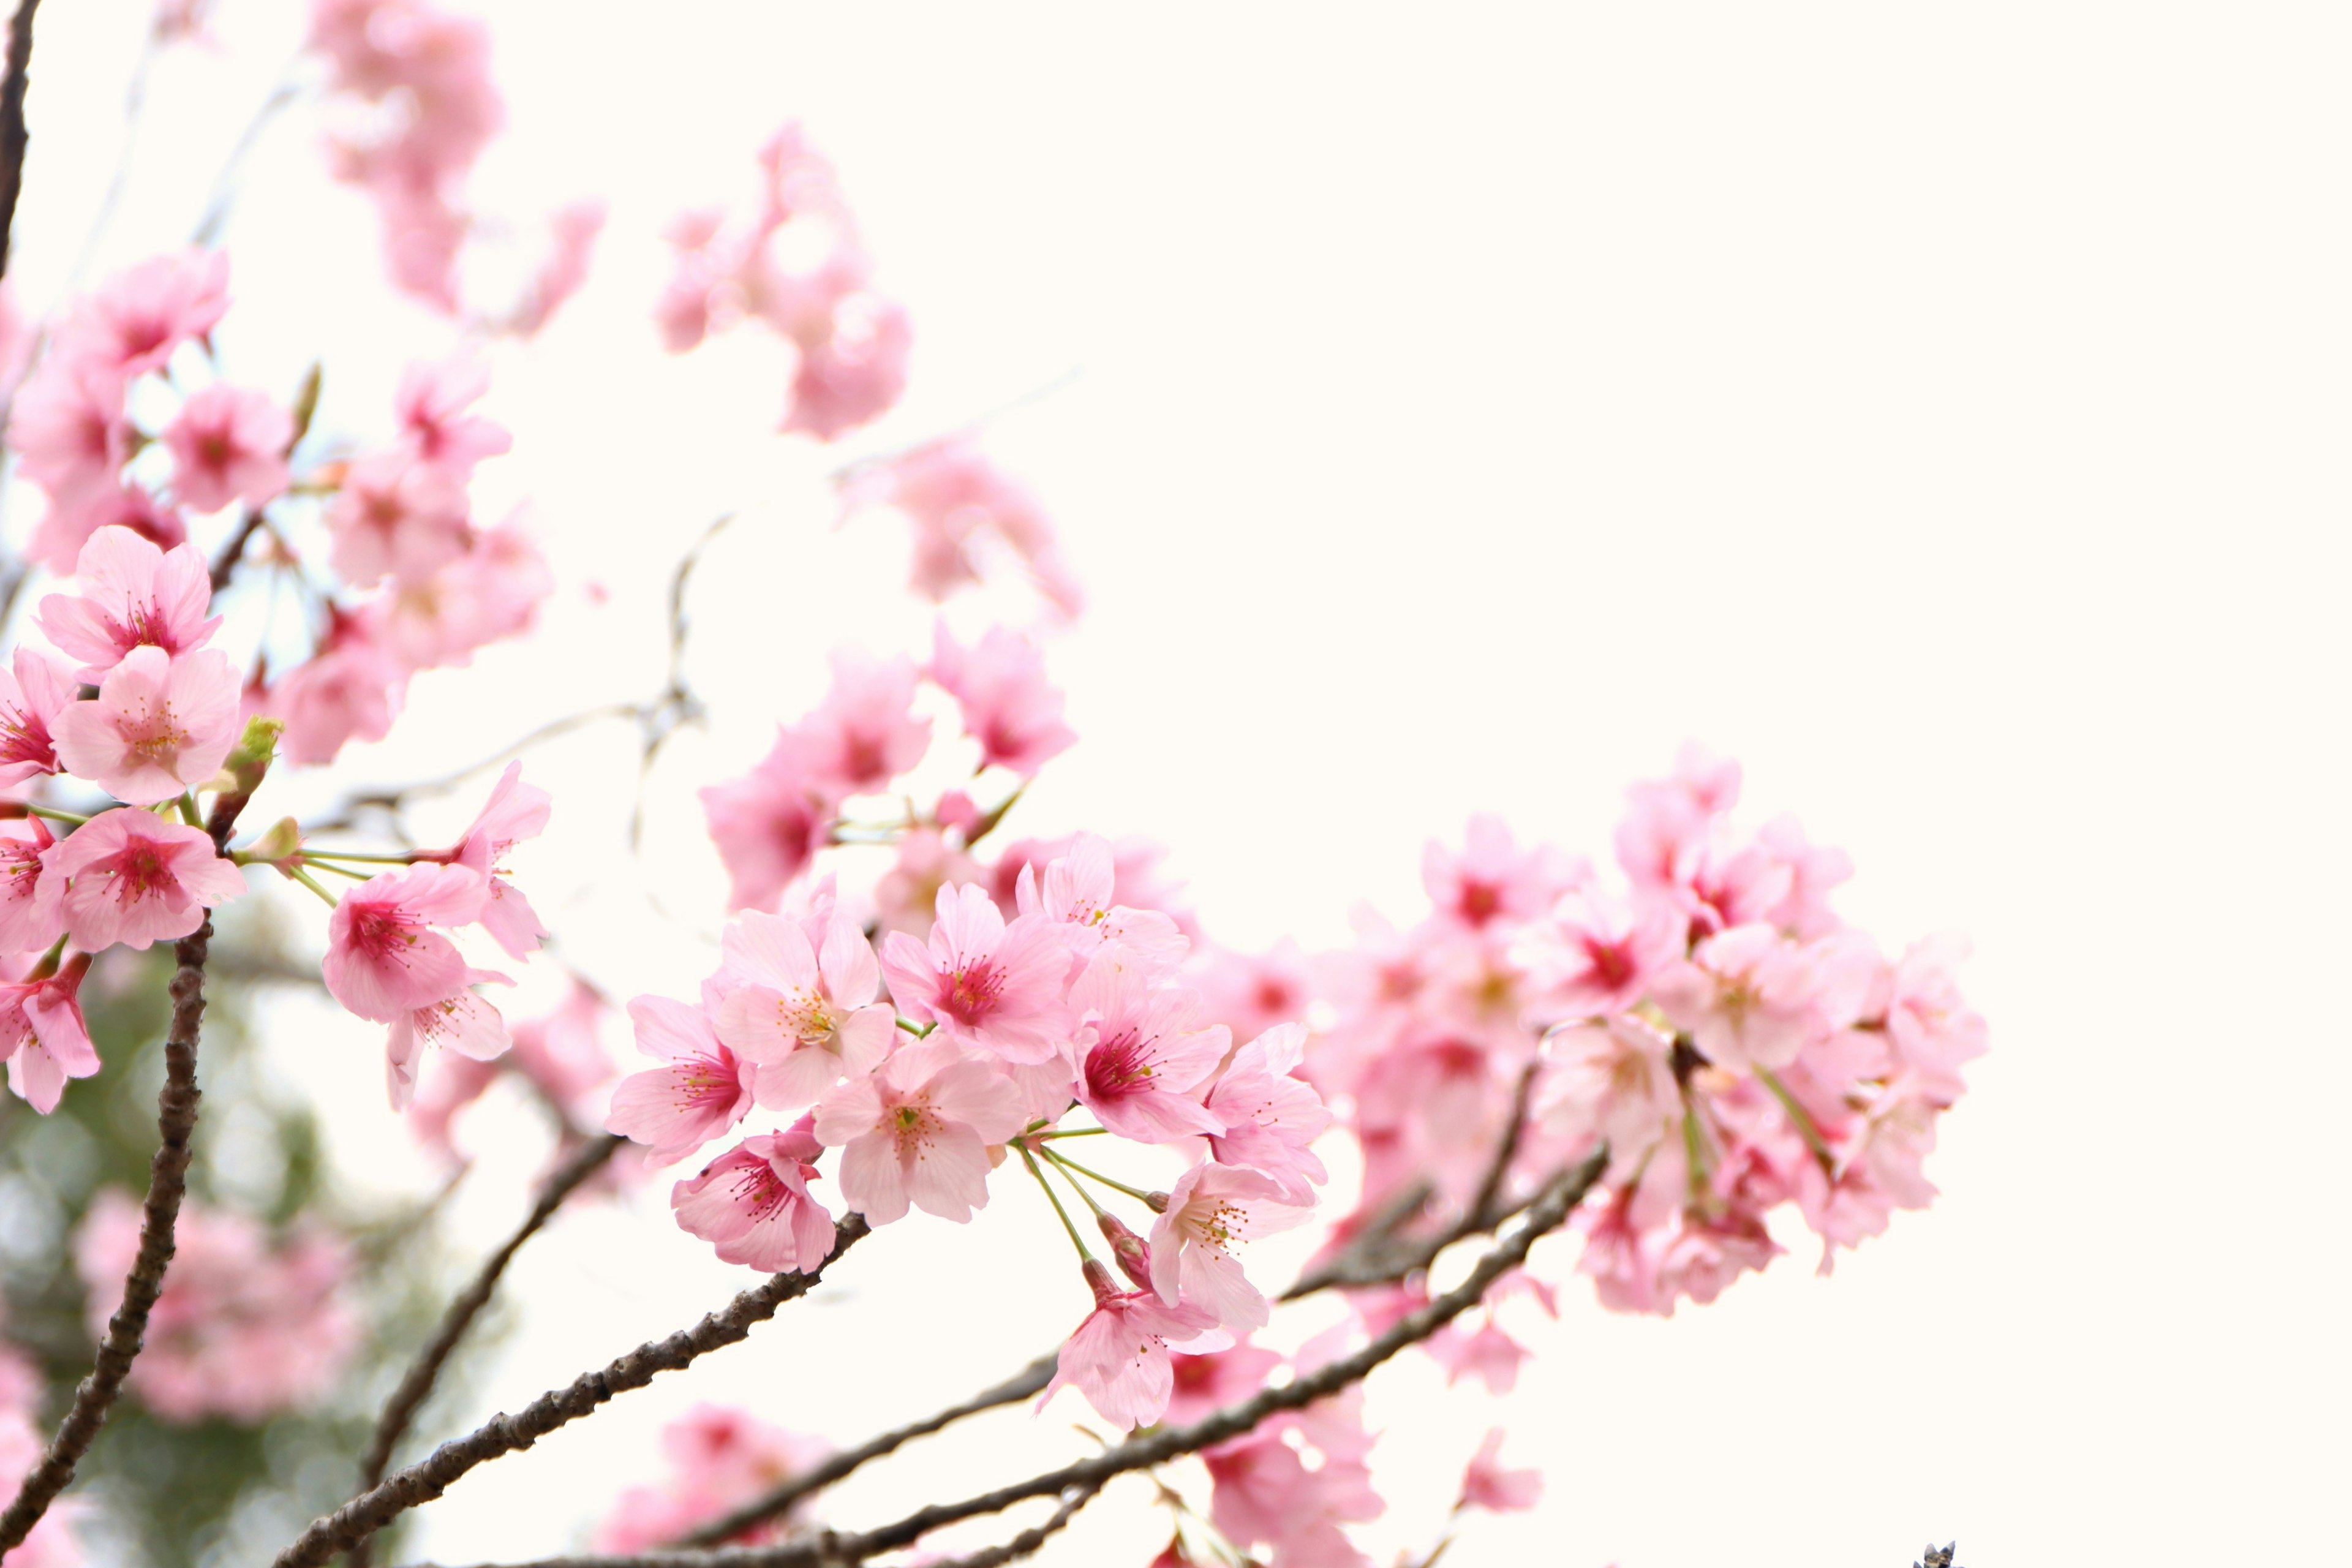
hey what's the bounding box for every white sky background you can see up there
[6,3,2350,1566]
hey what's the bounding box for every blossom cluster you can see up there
[594,1404,828,1551]
[838,437,1085,620]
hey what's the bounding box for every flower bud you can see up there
[1096,1212,1153,1289]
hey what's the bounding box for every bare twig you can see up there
[0,796,249,1558]
[404,1148,1607,1568]
[210,509,271,594]
[914,1480,1104,1568]
[347,1136,628,1567]
[270,1216,873,1568]
[672,1355,1059,1548]
[0,0,41,282]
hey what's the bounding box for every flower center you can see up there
[938,959,1005,1025]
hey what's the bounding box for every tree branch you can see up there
[671,1355,1059,1549]
[408,1146,1608,1568]
[347,1135,628,1567]
[271,1215,873,1568]
[912,1480,1104,1568]
[0,0,42,282]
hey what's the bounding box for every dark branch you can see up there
[410,1147,1607,1568]
[0,0,41,281]
[672,1355,1058,1548]
[347,1135,628,1567]
[271,1216,873,1568]
[918,1481,1104,1568]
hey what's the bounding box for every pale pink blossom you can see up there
[1757,813,1854,938]
[713,910,894,1111]
[1192,939,1313,1046]
[320,862,488,1021]
[376,513,552,670]
[1040,1259,1222,1430]
[51,644,238,804]
[1513,888,1685,1022]
[810,1037,1025,1223]
[394,358,512,478]
[797,647,930,797]
[1014,832,1186,978]
[1164,1341,1283,1425]
[782,293,910,441]
[850,437,1084,616]
[1615,742,1741,888]
[878,883,1068,1063]
[1203,1421,1382,1565]
[1651,923,1825,1072]
[1423,814,1587,933]
[1677,840,1797,939]
[1205,1023,1332,1203]
[927,624,1075,778]
[0,647,74,785]
[160,383,292,512]
[74,1188,358,1422]
[607,994,759,1162]
[1457,1428,1542,1513]
[36,526,221,681]
[0,956,97,1114]
[594,1405,828,1550]
[268,614,407,766]
[26,480,188,576]
[672,1124,837,1272]
[51,250,230,377]
[1883,935,1988,1096]
[1148,1162,1310,1332]
[10,356,129,519]
[0,816,62,952]
[1069,956,1226,1142]
[872,826,981,938]
[1424,1316,1528,1393]
[420,761,549,957]
[1534,1014,1681,1166]
[45,809,244,951]
[383,971,511,1110]
[327,451,470,586]
[699,732,831,912]
[510,199,606,337]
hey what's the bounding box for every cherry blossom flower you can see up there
[51,645,239,804]
[394,358,513,478]
[50,250,230,376]
[320,862,488,1022]
[848,437,1084,616]
[712,909,894,1112]
[1202,1425,1382,1565]
[699,731,831,911]
[1014,831,1186,978]
[927,623,1075,777]
[0,816,62,952]
[1423,813,1588,933]
[419,761,549,957]
[1039,1259,1222,1430]
[782,294,909,441]
[1534,1014,1681,1169]
[1069,956,1227,1142]
[1148,1161,1310,1332]
[383,971,511,1110]
[45,809,244,951]
[1457,1428,1542,1513]
[27,480,188,576]
[160,383,292,512]
[36,526,222,681]
[0,956,97,1114]
[327,451,470,586]
[1513,888,1685,1022]
[672,1124,837,1272]
[1884,934,1988,1096]
[510,199,606,337]
[1651,922,1824,1072]
[10,356,129,522]
[0,647,74,785]
[607,995,760,1163]
[796,647,930,797]
[1164,1341,1284,1425]
[878,883,1068,1063]
[1205,1022,1332,1203]
[810,1037,1026,1223]
[267,612,408,766]
[1615,742,1741,889]
[595,1405,829,1551]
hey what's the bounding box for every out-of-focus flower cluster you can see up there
[594,1404,828,1551]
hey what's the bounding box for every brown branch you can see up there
[915,1480,1104,1568]
[0,0,42,282]
[407,1147,1608,1568]
[0,792,249,1561]
[209,509,270,594]
[271,1215,873,1568]
[347,1135,628,1568]
[673,1355,1059,1548]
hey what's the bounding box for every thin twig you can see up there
[672,1355,1059,1548]
[0,0,39,282]
[210,509,270,594]
[345,1136,628,1568]
[404,1148,1608,1568]
[0,794,249,1558]
[270,1216,873,1568]
[913,1480,1104,1568]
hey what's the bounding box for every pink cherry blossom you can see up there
[796,647,930,797]
[320,862,489,1022]
[327,451,470,586]
[383,971,511,1110]
[1423,813,1588,933]
[1513,887,1686,1023]
[1039,1259,1222,1430]
[0,647,74,785]
[50,250,230,376]
[1457,1428,1542,1513]
[1164,1341,1284,1425]
[394,358,513,478]
[990,832,1196,937]
[1205,1023,1333,1203]
[510,199,606,337]
[160,383,292,512]
[51,645,239,804]
[1883,935,1988,1096]
[26,479,189,576]
[782,293,910,441]
[878,883,1068,1063]
[1069,956,1227,1142]
[606,994,759,1163]
[1757,813,1854,938]
[36,526,222,681]
[712,909,894,1112]
[672,1124,837,1272]
[848,437,1084,616]
[810,1037,1025,1224]
[0,956,97,1114]
[45,809,244,951]
[267,613,407,766]
[1424,1315,1529,1393]
[1615,742,1741,888]
[1148,1162,1310,1333]
[1651,922,1825,1072]
[1014,831,1186,978]
[1534,1015,1682,1172]
[699,731,831,911]
[927,623,1076,778]
[872,826,981,938]
[594,1405,827,1551]
[0,816,62,952]
[420,761,549,957]
[1202,1423,1382,1565]
[10,356,129,521]
[372,512,552,671]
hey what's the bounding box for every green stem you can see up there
[303,849,419,865]
[306,861,371,881]
[1041,1146,1158,1207]
[21,804,88,826]
[285,866,341,908]
[1018,1144,1094,1262]
[1035,1126,1109,1140]
[894,1017,935,1038]
[26,934,69,981]
[1756,1066,1838,1177]
[175,792,203,829]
